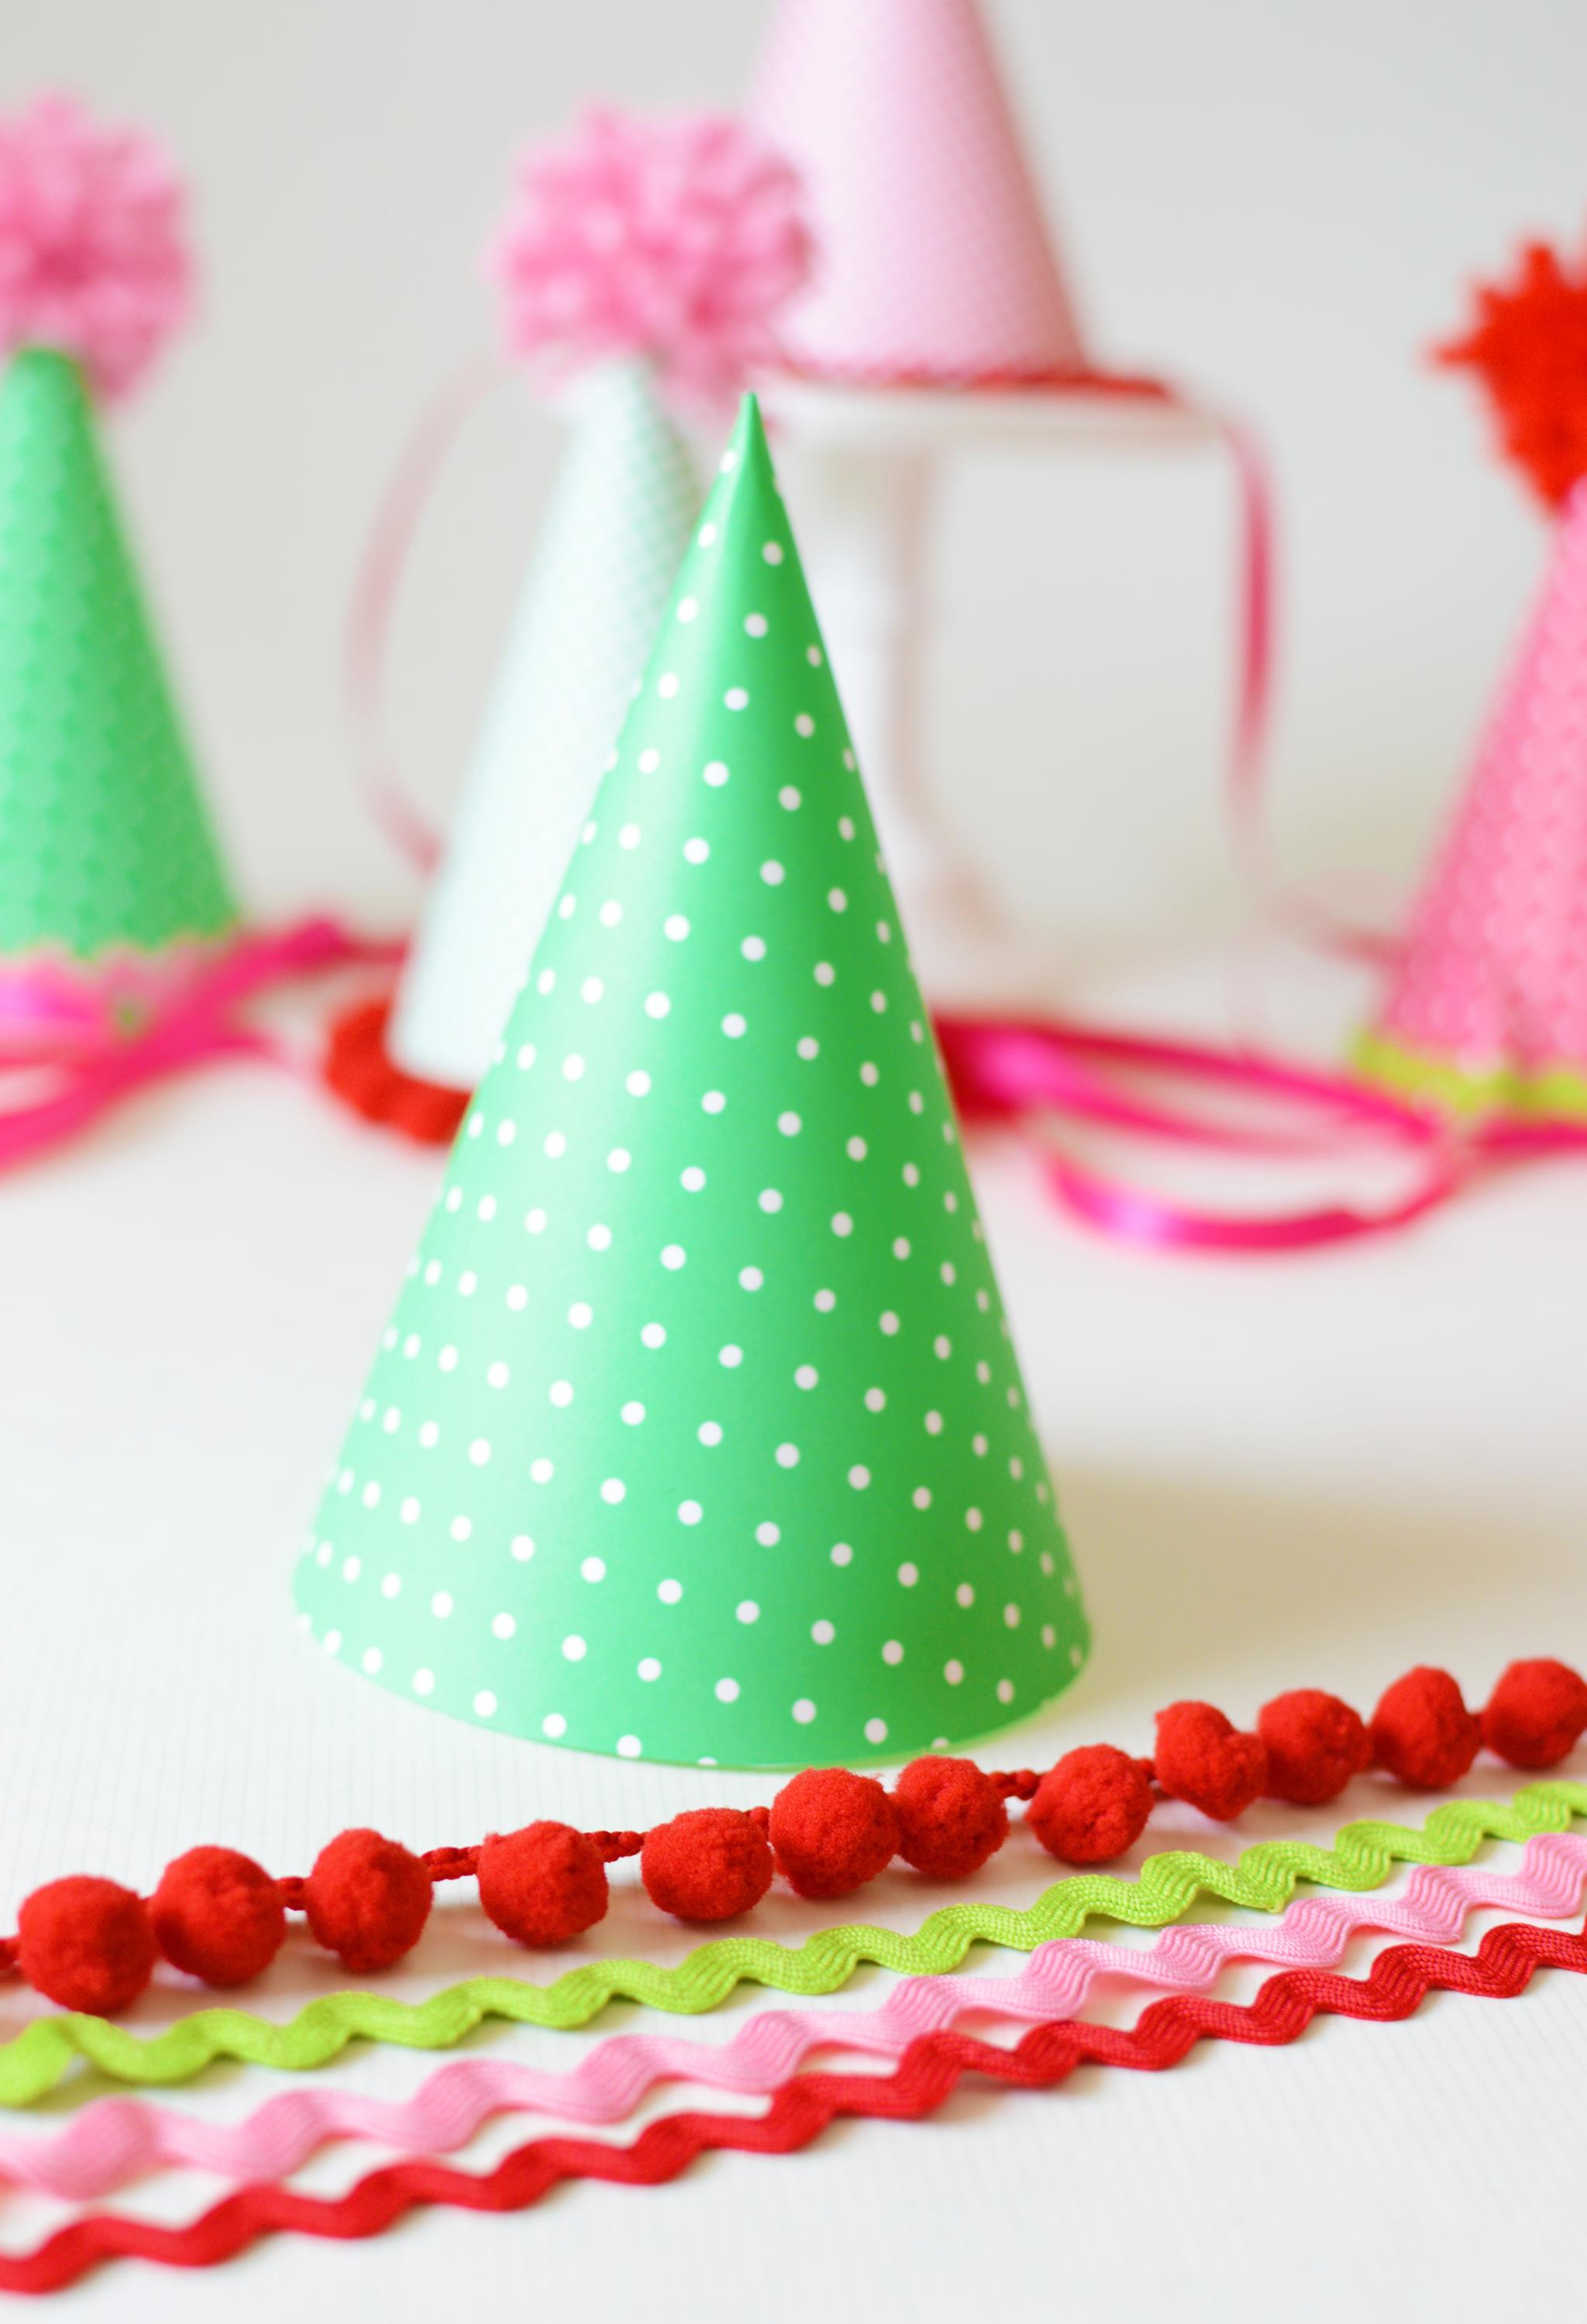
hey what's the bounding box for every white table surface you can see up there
[0,954,1582,2321]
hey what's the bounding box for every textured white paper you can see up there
[0,967,1582,2318]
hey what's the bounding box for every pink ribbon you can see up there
[936,1012,1587,1253]
[343,358,1270,882]
[343,355,509,871]
[341,352,1587,1257]
[0,919,400,1170]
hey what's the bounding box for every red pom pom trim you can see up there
[151,1848,285,1986]
[1482,1659,1587,1769]
[1154,1701,1268,1821]
[2,1657,1576,2010]
[641,1809,774,1923]
[891,1757,1009,1879]
[1027,1745,1153,1865]
[478,1824,608,1948]
[769,1769,900,1899]
[304,1830,432,1972]
[16,1877,156,2014]
[1371,1667,1482,1790]
[1258,1690,1372,1806]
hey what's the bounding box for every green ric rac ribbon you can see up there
[1,1782,1581,2105]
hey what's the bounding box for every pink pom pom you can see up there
[0,95,191,401]
[489,105,811,409]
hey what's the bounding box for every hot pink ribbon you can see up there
[0,919,401,1170]
[935,1012,1587,1253]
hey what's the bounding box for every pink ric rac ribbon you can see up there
[0,919,399,1171]
[5,1829,1582,2201]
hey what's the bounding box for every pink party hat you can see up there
[1362,488,1587,1116]
[1362,236,1587,1118]
[746,0,1088,386]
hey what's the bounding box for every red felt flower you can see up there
[1439,235,1587,508]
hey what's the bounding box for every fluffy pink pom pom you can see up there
[490,106,811,409]
[0,94,192,401]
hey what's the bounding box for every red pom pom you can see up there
[891,1757,1008,1880]
[1257,1690,1372,1806]
[1370,1667,1482,1789]
[151,1848,285,1986]
[1027,1745,1153,1865]
[303,1829,431,1972]
[769,1769,899,1899]
[1154,1701,1267,1822]
[477,1823,608,1948]
[641,1809,773,1923]
[16,1876,156,2014]
[1481,1659,1587,1769]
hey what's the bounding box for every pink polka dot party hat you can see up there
[295,395,1088,1769]
[746,0,1088,387]
[1360,232,1587,1120]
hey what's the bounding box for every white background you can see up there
[9,0,1587,955]
[1,4,1585,2319]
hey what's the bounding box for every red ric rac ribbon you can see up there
[2,1914,1581,2292]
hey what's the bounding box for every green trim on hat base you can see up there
[0,349,238,964]
[1355,1030,1587,1124]
[295,397,1088,1771]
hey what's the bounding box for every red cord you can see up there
[9,1662,1584,2013]
[322,996,468,1145]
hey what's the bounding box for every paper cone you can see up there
[296,395,1087,1769]
[1360,483,1587,1118]
[388,362,700,1089]
[746,0,1086,386]
[0,349,237,964]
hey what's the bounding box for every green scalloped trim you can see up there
[0,1780,1580,2106]
[1355,1030,1587,1122]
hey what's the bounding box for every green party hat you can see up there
[296,396,1087,1769]
[0,348,237,962]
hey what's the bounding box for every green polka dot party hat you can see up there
[0,100,238,984]
[296,395,1088,1769]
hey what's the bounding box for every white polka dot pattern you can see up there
[294,397,1089,1769]
[1369,486,1587,1116]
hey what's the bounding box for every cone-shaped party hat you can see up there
[746,0,1086,384]
[0,101,236,975]
[297,397,1087,1768]
[1362,485,1587,1116]
[386,109,811,1091]
[388,363,699,1087]
[1362,236,1587,1116]
[0,348,236,964]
